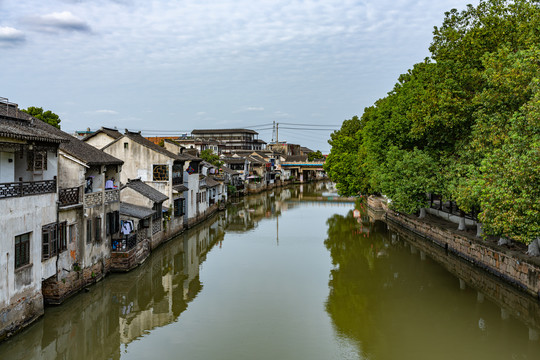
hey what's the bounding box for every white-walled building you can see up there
[0,99,65,340]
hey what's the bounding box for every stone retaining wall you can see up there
[0,292,43,342]
[110,239,151,272]
[388,221,540,330]
[385,210,540,299]
[42,258,111,305]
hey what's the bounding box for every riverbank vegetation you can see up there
[324,0,540,245]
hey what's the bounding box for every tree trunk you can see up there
[457,216,466,231]
[527,238,540,256]
[476,223,483,238]
[418,207,426,219]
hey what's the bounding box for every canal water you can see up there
[1,182,539,360]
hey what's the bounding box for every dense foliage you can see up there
[307,150,323,161]
[324,0,540,244]
[200,149,223,167]
[22,106,61,129]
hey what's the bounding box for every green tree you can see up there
[199,149,223,167]
[377,147,440,214]
[307,150,323,161]
[21,106,61,129]
[324,116,370,196]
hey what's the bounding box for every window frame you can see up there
[152,164,169,181]
[15,232,31,269]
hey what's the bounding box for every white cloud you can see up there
[95,109,118,114]
[29,11,91,33]
[235,106,265,113]
[0,26,25,45]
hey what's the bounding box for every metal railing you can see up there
[0,179,56,199]
[429,194,478,221]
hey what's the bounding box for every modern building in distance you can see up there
[191,129,264,152]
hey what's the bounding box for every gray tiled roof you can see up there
[0,104,122,165]
[220,166,239,175]
[0,105,67,144]
[31,118,123,166]
[123,178,168,203]
[117,131,192,162]
[205,177,220,187]
[247,155,265,164]
[83,127,122,142]
[221,157,245,164]
[173,184,189,192]
[120,202,155,219]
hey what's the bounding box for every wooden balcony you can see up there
[0,179,56,199]
[58,186,81,207]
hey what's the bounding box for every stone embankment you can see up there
[368,196,540,299]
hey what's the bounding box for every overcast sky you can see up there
[0,0,479,152]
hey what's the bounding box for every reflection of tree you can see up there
[324,210,391,357]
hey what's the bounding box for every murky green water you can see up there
[1,183,539,360]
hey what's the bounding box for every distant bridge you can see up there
[280,160,325,182]
[280,160,325,170]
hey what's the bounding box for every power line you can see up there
[279,126,338,131]
[279,122,340,127]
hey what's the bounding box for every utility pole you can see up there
[276,122,279,144]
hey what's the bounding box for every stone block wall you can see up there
[41,258,111,305]
[110,239,150,272]
[0,292,43,342]
[386,210,540,298]
[388,221,540,329]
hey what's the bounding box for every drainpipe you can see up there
[55,200,60,282]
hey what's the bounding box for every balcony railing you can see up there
[112,233,138,252]
[84,191,103,207]
[0,179,56,199]
[104,189,119,203]
[59,186,81,207]
[84,189,120,208]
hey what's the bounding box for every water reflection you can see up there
[325,206,540,360]
[1,183,539,360]
[0,211,228,360]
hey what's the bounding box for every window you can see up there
[42,222,67,261]
[172,163,183,185]
[124,142,129,149]
[106,211,120,235]
[15,233,30,269]
[86,219,92,244]
[69,224,76,244]
[174,198,185,217]
[152,203,162,221]
[94,217,102,242]
[153,164,169,181]
[27,150,47,171]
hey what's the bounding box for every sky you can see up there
[0,0,480,153]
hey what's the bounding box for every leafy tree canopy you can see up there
[200,149,223,167]
[307,150,323,161]
[327,0,540,244]
[21,106,61,129]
